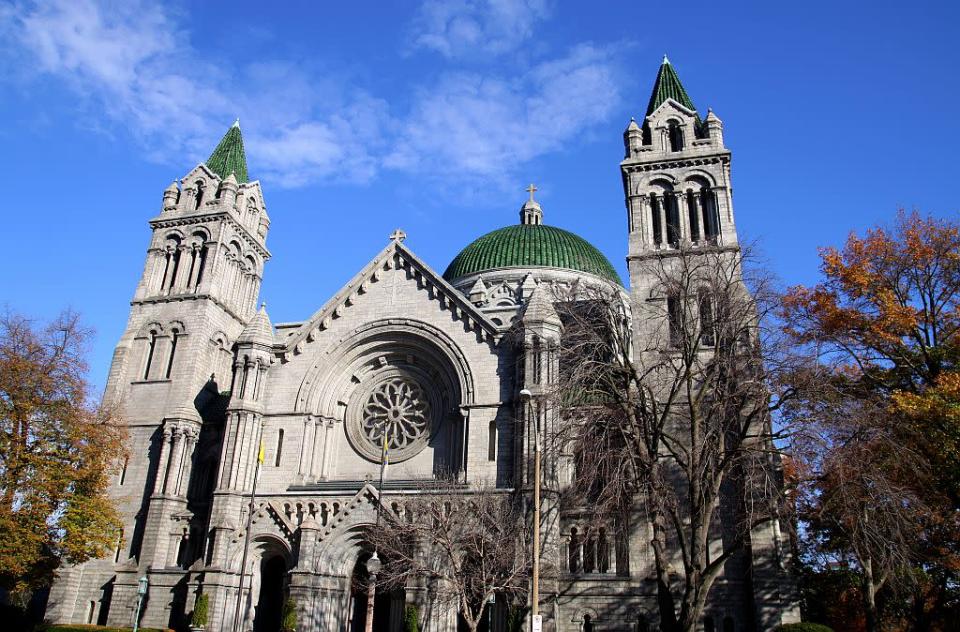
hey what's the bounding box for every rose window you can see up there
[361,378,431,454]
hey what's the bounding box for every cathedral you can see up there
[46,58,800,632]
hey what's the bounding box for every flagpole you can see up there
[233,441,264,632]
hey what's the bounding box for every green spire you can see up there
[645,55,696,116]
[206,119,249,183]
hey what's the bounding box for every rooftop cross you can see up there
[390,228,407,242]
[526,183,538,202]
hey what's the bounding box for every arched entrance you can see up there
[253,554,286,632]
[349,550,403,632]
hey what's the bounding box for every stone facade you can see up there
[46,59,800,632]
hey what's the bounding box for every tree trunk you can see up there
[862,556,879,632]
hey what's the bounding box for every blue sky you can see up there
[1,0,958,392]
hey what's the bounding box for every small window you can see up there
[699,290,715,347]
[487,420,497,461]
[194,181,205,209]
[569,528,580,572]
[668,120,685,152]
[143,331,158,380]
[704,616,716,632]
[583,614,594,632]
[118,456,129,486]
[114,528,124,563]
[165,329,180,379]
[274,429,284,467]
[650,195,663,245]
[86,601,96,624]
[667,294,682,347]
[723,617,735,632]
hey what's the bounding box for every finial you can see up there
[390,228,407,242]
[260,301,266,310]
[662,54,670,65]
[232,118,240,128]
[526,183,538,202]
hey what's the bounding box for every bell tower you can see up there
[621,56,736,270]
[86,122,273,628]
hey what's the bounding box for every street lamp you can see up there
[364,551,382,632]
[518,388,542,631]
[133,575,148,632]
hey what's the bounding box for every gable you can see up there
[276,239,500,362]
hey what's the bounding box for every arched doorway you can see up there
[349,550,402,632]
[253,554,286,632]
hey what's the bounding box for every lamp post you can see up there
[519,388,541,631]
[364,551,382,632]
[365,422,391,632]
[133,575,148,632]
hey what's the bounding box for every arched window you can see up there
[161,235,183,292]
[194,180,205,210]
[667,294,682,347]
[165,327,180,379]
[584,533,596,573]
[703,190,720,241]
[687,190,700,242]
[569,528,580,572]
[582,614,594,632]
[723,616,735,632]
[637,617,650,632]
[488,419,497,461]
[699,289,715,347]
[86,601,96,624]
[597,528,609,573]
[668,120,685,152]
[143,330,158,379]
[650,194,663,245]
[704,616,716,632]
[665,194,681,246]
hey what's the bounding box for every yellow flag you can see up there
[258,439,265,465]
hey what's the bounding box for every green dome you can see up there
[443,224,622,285]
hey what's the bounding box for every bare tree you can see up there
[551,245,796,632]
[367,480,534,632]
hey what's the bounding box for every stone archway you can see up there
[254,554,287,632]
[236,536,292,632]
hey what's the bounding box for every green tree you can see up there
[782,211,960,631]
[0,309,125,594]
[281,597,297,632]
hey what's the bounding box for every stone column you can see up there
[187,244,203,290]
[164,426,185,495]
[298,416,314,479]
[153,426,173,495]
[176,426,199,497]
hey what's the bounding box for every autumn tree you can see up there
[551,245,796,632]
[781,210,960,631]
[366,480,533,632]
[0,309,125,595]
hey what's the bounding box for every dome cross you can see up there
[526,183,538,202]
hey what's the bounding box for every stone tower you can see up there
[620,57,799,630]
[46,122,273,627]
[621,55,735,288]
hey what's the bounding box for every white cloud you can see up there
[409,0,552,58]
[385,44,620,180]
[3,0,622,191]
[5,0,386,187]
